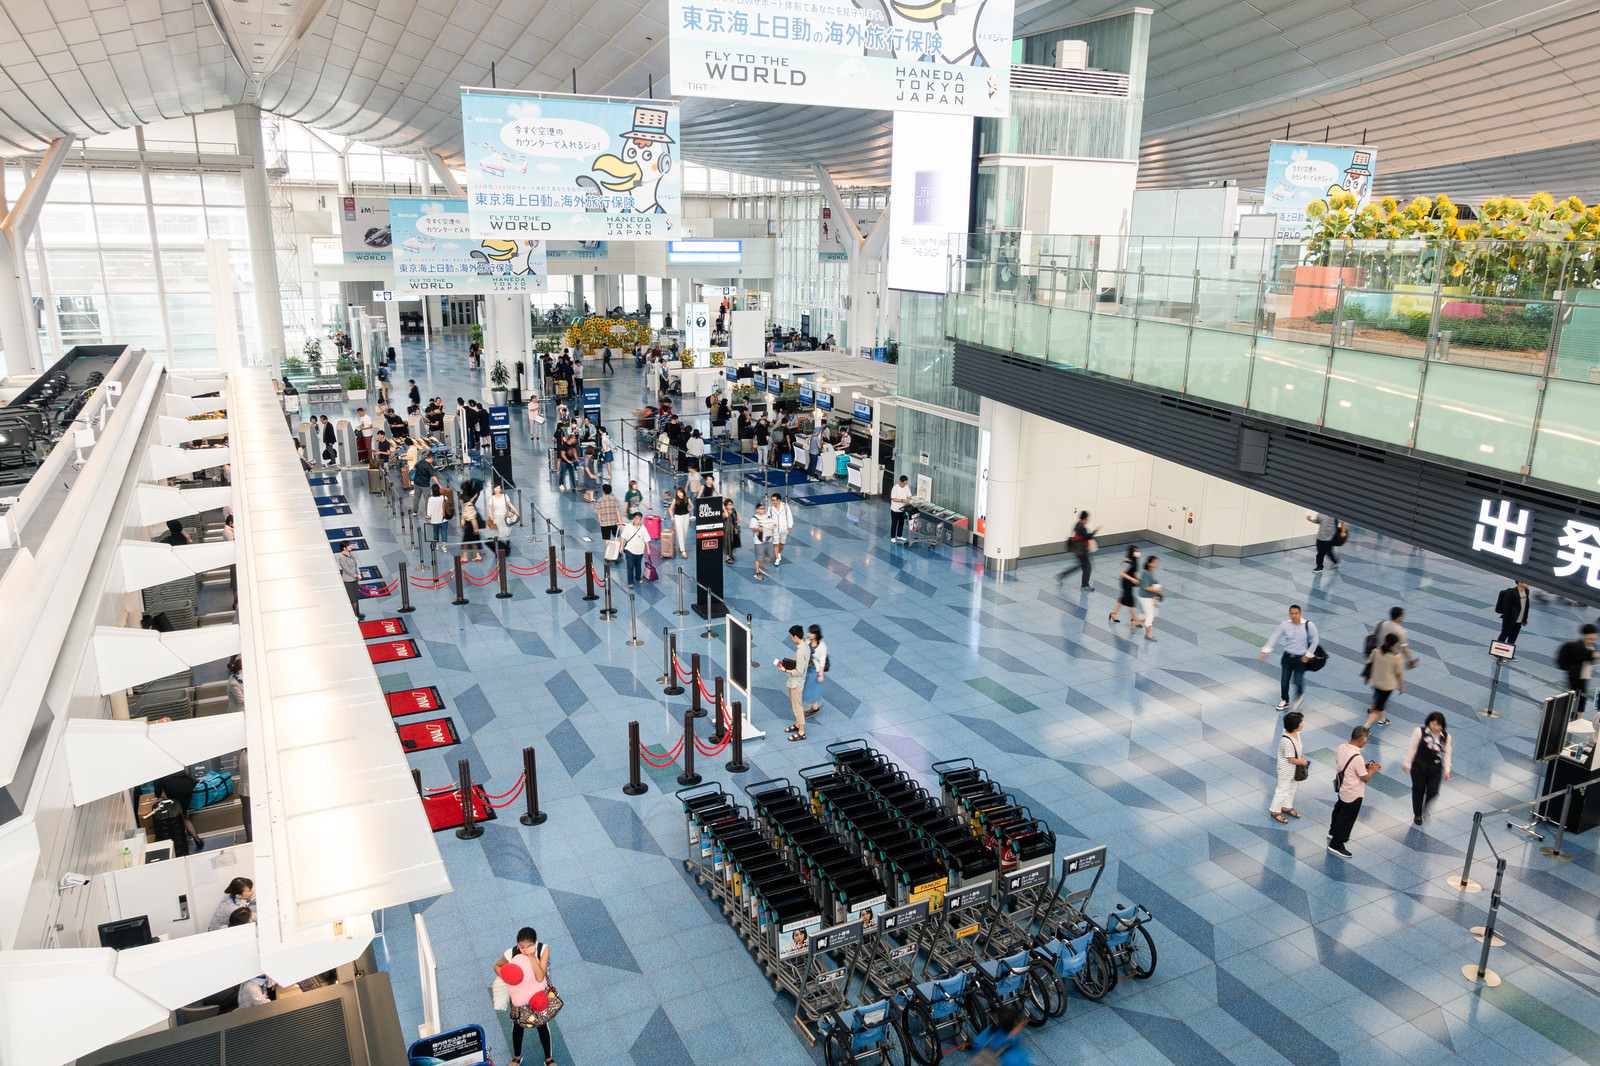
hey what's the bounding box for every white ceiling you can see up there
[0,0,1595,201]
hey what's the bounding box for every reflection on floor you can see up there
[327,334,1600,1066]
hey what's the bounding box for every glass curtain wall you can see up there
[896,291,978,514]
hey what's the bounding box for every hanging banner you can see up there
[887,111,974,293]
[668,0,1013,116]
[1264,141,1380,236]
[462,92,681,241]
[819,207,878,261]
[684,301,711,353]
[389,197,547,294]
[337,197,392,263]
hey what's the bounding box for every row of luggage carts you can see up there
[677,741,1159,1066]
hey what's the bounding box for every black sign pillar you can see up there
[692,495,726,619]
[489,405,514,488]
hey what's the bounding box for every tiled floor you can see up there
[328,334,1600,1066]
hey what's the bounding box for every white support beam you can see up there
[158,415,230,445]
[165,375,227,397]
[0,951,168,1066]
[64,715,247,806]
[429,151,464,197]
[112,541,236,594]
[91,626,241,695]
[114,924,259,1011]
[141,445,231,483]
[130,484,232,528]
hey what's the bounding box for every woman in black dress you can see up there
[1108,544,1142,628]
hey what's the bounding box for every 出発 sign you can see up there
[668,0,1013,117]
[462,93,682,241]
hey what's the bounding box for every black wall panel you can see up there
[955,343,1600,607]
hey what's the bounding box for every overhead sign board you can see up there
[668,238,742,264]
[684,300,711,352]
[667,0,1014,117]
[337,197,391,263]
[888,111,974,293]
[390,197,547,294]
[462,92,682,241]
[1264,141,1379,236]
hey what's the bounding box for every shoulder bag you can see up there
[1289,737,1308,782]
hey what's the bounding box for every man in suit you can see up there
[1495,581,1530,645]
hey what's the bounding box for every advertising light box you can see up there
[854,401,872,423]
[463,92,682,241]
[668,0,1014,117]
[390,197,547,294]
[767,375,781,395]
[337,197,391,263]
[668,239,742,264]
[799,384,814,405]
[816,391,834,411]
[1264,141,1379,236]
[887,111,974,293]
[752,372,766,390]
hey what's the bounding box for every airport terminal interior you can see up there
[1,3,1599,1066]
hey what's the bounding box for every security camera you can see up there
[58,873,91,890]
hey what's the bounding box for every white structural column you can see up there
[0,137,72,375]
[812,164,888,354]
[977,397,1025,571]
[482,295,529,375]
[234,105,286,373]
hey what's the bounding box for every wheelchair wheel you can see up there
[897,1000,940,1066]
[877,1015,910,1066]
[1026,959,1066,1023]
[823,1028,851,1066]
[1126,923,1158,979]
[963,984,993,1037]
[1073,933,1118,1001]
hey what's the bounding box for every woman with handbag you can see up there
[1362,633,1405,729]
[1270,710,1309,823]
[1056,510,1100,590]
[1401,712,1452,825]
[493,927,561,1066]
[1135,555,1163,642]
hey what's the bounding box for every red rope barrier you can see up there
[697,676,717,702]
[556,562,586,578]
[484,778,526,808]
[695,726,732,757]
[410,574,452,589]
[637,737,684,768]
[420,782,460,796]
[464,567,499,586]
[482,773,526,801]
[507,562,547,576]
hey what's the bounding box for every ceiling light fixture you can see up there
[239,18,251,24]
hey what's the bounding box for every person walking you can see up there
[779,625,812,742]
[580,445,600,503]
[1260,604,1321,710]
[425,484,448,546]
[337,540,363,620]
[1494,581,1530,646]
[408,379,421,407]
[769,492,794,567]
[486,482,518,556]
[1108,544,1142,628]
[355,407,373,463]
[621,513,649,587]
[1328,726,1380,857]
[320,414,338,467]
[723,500,741,564]
[750,500,776,580]
[969,1004,1030,1066]
[1270,710,1309,823]
[802,624,829,720]
[460,491,484,563]
[1362,633,1405,729]
[754,416,771,466]
[602,345,614,375]
[623,479,643,518]
[1308,512,1344,572]
[1376,606,1420,669]
[598,425,614,480]
[1056,510,1100,589]
[1402,712,1452,826]
[1135,555,1163,641]
[594,483,622,545]
[1557,623,1600,703]
[670,487,692,559]
[493,927,558,1066]
[889,475,912,543]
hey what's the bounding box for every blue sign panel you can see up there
[799,384,814,405]
[854,401,872,423]
[816,392,833,411]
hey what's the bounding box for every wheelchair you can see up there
[1027,925,1099,1019]
[1100,903,1157,985]
[819,1000,907,1066]
[967,948,1056,1031]
[892,970,979,1066]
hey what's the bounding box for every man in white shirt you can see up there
[355,407,373,463]
[1259,604,1321,710]
[1328,726,1380,856]
[889,475,912,543]
[769,493,794,567]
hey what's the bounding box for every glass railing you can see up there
[949,234,1600,496]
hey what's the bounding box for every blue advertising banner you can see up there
[667,0,1014,117]
[547,241,609,259]
[389,198,547,294]
[463,93,682,241]
[1264,141,1379,236]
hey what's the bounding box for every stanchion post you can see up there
[677,709,702,786]
[711,677,727,742]
[582,551,599,601]
[726,700,749,774]
[1541,786,1577,863]
[690,653,707,718]
[664,633,685,695]
[454,758,483,840]
[519,747,547,826]
[496,545,513,599]
[599,563,618,618]
[1463,858,1508,986]
[674,565,689,616]
[546,545,561,594]
[622,721,648,795]
[626,593,644,646]
[411,768,422,797]
[397,562,415,613]
[1457,811,1482,891]
[451,555,469,606]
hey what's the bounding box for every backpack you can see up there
[441,487,456,521]
[1557,641,1581,672]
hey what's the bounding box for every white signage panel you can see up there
[337,197,391,263]
[684,301,712,353]
[887,111,974,293]
[668,0,1014,116]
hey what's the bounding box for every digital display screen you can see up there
[854,401,872,423]
[888,112,975,294]
[667,239,742,264]
[816,392,833,411]
[799,385,814,405]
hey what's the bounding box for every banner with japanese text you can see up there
[389,198,547,294]
[462,92,681,241]
[1264,141,1379,236]
[668,0,1013,116]
[336,197,391,263]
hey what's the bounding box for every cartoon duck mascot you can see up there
[471,240,542,277]
[575,106,674,214]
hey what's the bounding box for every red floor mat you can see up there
[386,686,444,717]
[421,784,496,832]
[398,716,460,752]
[359,617,408,639]
[368,639,419,663]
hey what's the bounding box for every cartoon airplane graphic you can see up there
[574,105,674,214]
[470,239,541,275]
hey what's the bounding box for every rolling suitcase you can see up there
[660,526,676,559]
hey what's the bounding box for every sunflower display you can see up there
[563,317,652,354]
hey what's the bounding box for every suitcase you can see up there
[659,527,676,559]
[368,468,385,494]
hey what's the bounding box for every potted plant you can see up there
[470,323,484,348]
[346,373,366,402]
[487,359,510,405]
[302,337,323,377]
[335,354,354,374]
